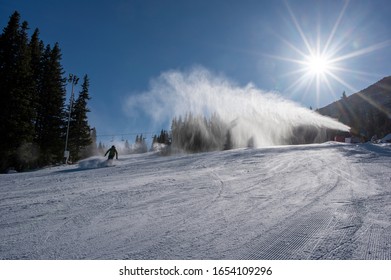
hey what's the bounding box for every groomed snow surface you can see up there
[1,142,390,260]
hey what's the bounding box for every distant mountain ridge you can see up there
[317,76,391,140]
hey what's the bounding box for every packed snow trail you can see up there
[0,143,390,259]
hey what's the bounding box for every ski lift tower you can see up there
[64,74,79,164]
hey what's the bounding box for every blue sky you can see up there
[1,0,391,145]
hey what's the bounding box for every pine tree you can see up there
[29,29,44,137]
[68,74,92,161]
[36,43,67,165]
[124,139,130,153]
[150,135,158,151]
[0,11,92,171]
[98,142,105,154]
[0,12,35,171]
[224,130,233,150]
[82,127,97,158]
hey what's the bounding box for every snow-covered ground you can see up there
[1,142,390,260]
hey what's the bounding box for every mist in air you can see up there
[125,67,349,150]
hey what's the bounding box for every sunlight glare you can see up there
[274,0,391,105]
[306,55,331,75]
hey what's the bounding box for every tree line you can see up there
[317,80,391,141]
[96,130,171,156]
[0,11,94,172]
[171,113,232,153]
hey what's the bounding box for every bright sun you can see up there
[270,0,391,103]
[306,55,331,75]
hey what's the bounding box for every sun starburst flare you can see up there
[305,55,332,76]
[269,0,391,106]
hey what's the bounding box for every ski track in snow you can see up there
[0,142,390,259]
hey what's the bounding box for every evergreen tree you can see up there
[157,130,170,145]
[29,28,44,138]
[36,43,67,165]
[0,12,35,171]
[98,142,105,154]
[171,113,230,152]
[224,130,233,150]
[133,134,147,153]
[150,135,158,151]
[0,11,93,171]
[124,139,130,153]
[68,74,92,161]
[82,127,97,158]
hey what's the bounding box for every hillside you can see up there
[317,76,391,140]
[1,142,390,260]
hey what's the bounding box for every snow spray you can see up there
[125,67,349,150]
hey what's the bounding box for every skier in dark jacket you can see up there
[105,145,118,160]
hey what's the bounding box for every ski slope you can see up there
[1,142,390,260]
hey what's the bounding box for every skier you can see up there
[105,145,118,160]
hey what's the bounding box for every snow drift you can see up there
[125,67,349,150]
